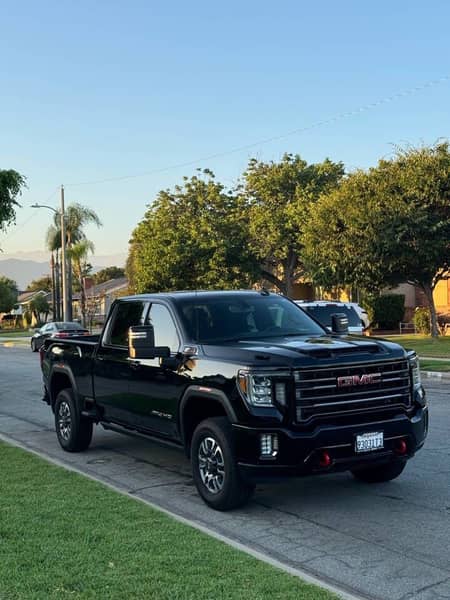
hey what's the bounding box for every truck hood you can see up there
[202,334,407,368]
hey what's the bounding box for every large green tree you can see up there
[127,170,258,293]
[242,154,345,296]
[304,143,450,336]
[0,170,27,243]
[0,276,18,313]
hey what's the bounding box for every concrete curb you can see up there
[0,432,366,600]
[421,370,450,380]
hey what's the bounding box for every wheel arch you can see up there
[49,367,77,411]
[179,386,237,457]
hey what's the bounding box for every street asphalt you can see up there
[0,345,449,600]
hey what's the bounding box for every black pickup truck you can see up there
[40,290,428,510]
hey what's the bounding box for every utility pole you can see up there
[60,185,68,321]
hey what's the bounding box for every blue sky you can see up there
[1,0,449,261]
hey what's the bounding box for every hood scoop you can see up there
[300,342,381,359]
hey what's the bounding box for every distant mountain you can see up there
[0,259,50,289]
[0,255,127,289]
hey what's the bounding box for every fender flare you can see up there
[49,366,79,409]
[178,385,237,446]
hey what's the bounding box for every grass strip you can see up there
[383,335,450,358]
[0,330,31,338]
[420,359,450,372]
[0,442,337,600]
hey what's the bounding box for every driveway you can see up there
[0,346,449,600]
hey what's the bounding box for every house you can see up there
[10,290,51,327]
[72,277,128,325]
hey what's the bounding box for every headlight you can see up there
[407,350,421,389]
[407,350,427,407]
[237,370,289,408]
[237,371,273,406]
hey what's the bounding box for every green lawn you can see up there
[0,330,31,338]
[0,442,337,600]
[419,359,450,372]
[383,335,450,358]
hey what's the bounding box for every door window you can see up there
[146,304,180,351]
[106,301,147,347]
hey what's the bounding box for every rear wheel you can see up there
[351,459,406,483]
[54,389,93,452]
[191,417,254,511]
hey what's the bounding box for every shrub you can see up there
[413,307,431,334]
[22,310,32,328]
[365,294,405,330]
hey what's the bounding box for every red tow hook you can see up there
[319,450,332,468]
[394,439,408,455]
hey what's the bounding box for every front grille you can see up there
[295,359,411,422]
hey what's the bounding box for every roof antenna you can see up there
[260,287,270,296]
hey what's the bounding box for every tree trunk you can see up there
[259,268,285,293]
[422,282,439,337]
[79,274,86,328]
[67,259,73,321]
[283,249,298,298]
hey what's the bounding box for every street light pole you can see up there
[31,187,69,321]
[60,185,68,321]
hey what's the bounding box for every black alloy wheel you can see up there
[191,417,255,511]
[54,389,93,452]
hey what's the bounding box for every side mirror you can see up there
[331,313,349,335]
[128,325,170,359]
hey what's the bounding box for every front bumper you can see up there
[233,405,428,481]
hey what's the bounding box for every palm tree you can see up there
[46,203,102,320]
[46,225,62,320]
[69,239,95,327]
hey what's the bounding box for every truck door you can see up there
[93,299,148,424]
[126,302,186,438]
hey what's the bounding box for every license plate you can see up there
[355,431,384,453]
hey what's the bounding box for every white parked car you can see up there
[295,300,367,334]
[346,302,370,329]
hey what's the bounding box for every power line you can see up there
[65,74,450,188]
[0,187,59,245]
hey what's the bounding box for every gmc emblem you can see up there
[337,373,382,387]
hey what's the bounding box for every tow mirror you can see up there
[128,325,170,359]
[331,313,349,335]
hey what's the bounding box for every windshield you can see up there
[303,305,361,327]
[175,295,325,343]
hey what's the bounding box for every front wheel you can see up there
[191,417,254,511]
[54,389,93,452]
[351,459,407,483]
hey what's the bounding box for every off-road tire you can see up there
[191,417,255,511]
[351,459,407,483]
[54,388,93,452]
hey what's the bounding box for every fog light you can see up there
[260,433,279,458]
